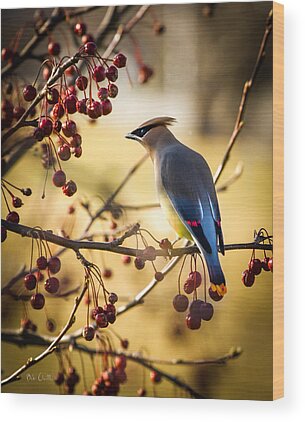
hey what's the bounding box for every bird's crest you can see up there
[138,116,177,129]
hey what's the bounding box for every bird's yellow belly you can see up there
[159,191,193,240]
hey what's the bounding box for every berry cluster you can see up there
[1,179,32,242]
[3,31,127,199]
[132,232,171,281]
[242,254,273,287]
[90,354,127,396]
[81,265,119,341]
[21,235,62,310]
[54,366,80,395]
[241,229,273,287]
[173,256,215,330]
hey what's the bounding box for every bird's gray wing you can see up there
[160,145,219,254]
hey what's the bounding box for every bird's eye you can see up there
[133,124,155,138]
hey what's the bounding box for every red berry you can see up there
[91,306,103,320]
[113,53,127,68]
[208,287,223,302]
[21,187,32,197]
[46,319,56,332]
[155,272,164,282]
[76,99,87,114]
[1,226,7,242]
[121,339,129,349]
[43,65,52,81]
[23,84,37,101]
[189,271,202,288]
[122,255,131,264]
[249,258,262,275]
[115,355,127,370]
[39,118,53,137]
[186,313,201,330]
[45,277,59,294]
[12,196,23,208]
[137,388,146,397]
[6,211,20,223]
[84,42,97,55]
[104,303,116,314]
[48,42,60,56]
[138,64,154,84]
[46,88,59,104]
[82,325,95,341]
[52,170,66,187]
[36,256,48,270]
[105,65,118,82]
[52,103,65,120]
[97,87,108,101]
[134,257,145,270]
[64,95,77,114]
[95,312,108,328]
[159,238,172,249]
[173,294,189,312]
[48,257,61,274]
[200,302,214,321]
[189,299,204,319]
[103,268,112,278]
[150,371,161,383]
[93,65,106,82]
[62,120,77,137]
[87,100,102,119]
[62,180,77,197]
[74,22,87,36]
[101,99,112,116]
[30,293,45,309]
[108,83,119,98]
[268,257,273,272]
[54,372,65,386]
[13,106,25,120]
[75,75,88,90]
[261,257,270,271]
[73,146,82,158]
[109,292,118,304]
[183,279,195,294]
[115,369,127,384]
[242,269,255,287]
[142,246,156,261]
[24,273,37,290]
[82,34,94,44]
[33,127,44,141]
[58,144,71,161]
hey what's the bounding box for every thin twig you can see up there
[213,9,273,184]
[1,6,100,78]
[1,281,88,386]
[85,153,149,232]
[103,5,150,58]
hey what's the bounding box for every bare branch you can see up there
[1,219,273,263]
[213,9,273,184]
[1,6,100,78]
[103,5,151,58]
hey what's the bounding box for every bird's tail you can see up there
[195,241,227,298]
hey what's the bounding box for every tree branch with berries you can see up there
[1,6,273,397]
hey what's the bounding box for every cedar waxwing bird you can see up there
[125,117,226,298]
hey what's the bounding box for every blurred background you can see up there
[1,2,273,399]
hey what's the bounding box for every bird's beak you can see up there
[125,133,142,142]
